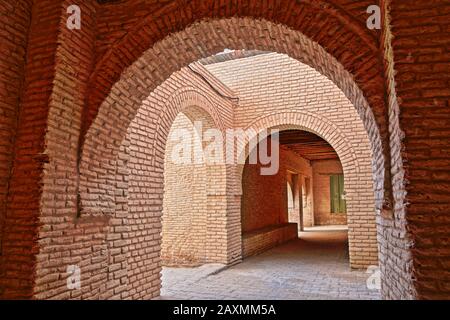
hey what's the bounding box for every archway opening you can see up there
[160,105,231,298]
[119,49,381,299]
[76,38,384,300]
[241,129,353,261]
[161,108,216,267]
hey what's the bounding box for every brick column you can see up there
[387,0,450,299]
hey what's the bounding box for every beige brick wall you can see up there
[0,0,32,298]
[206,53,378,268]
[242,223,298,258]
[242,146,312,233]
[162,113,209,266]
[124,65,236,298]
[312,160,348,226]
[161,107,232,266]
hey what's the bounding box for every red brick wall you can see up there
[241,147,312,233]
[386,0,450,300]
[0,0,32,298]
[312,160,348,226]
[33,0,100,300]
[1,0,99,299]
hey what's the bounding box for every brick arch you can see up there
[122,70,236,296]
[151,87,227,165]
[86,0,381,134]
[235,111,378,268]
[161,103,227,267]
[238,111,360,180]
[79,17,386,216]
[79,65,234,215]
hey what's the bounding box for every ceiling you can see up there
[279,130,339,161]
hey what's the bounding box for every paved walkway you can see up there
[160,227,381,300]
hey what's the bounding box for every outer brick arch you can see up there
[87,0,381,133]
[79,17,386,218]
[122,69,237,297]
[235,111,378,268]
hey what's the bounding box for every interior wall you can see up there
[161,112,208,266]
[241,146,312,233]
[312,159,348,226]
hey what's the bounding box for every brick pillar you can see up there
[0,0,33,299]
[1,0,98,299]
[387,0,450,299]
[1,0,65,299]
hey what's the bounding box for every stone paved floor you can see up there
[160,227,381,300]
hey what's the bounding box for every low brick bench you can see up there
[242,223,298,258]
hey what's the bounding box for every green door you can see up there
[330,174,346,214]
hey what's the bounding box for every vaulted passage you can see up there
[240,129,369,262]
[154,52,379,299]
[1,0,449,300]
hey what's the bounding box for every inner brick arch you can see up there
[235,111,378,269]
[161,105,229,267]
[122,68,238,297]
[151,86,229,166]
[79,17,387,218]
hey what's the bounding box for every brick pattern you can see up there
[122,65,236,299]
[242,147,312,233]
[0,0,32,298]
[1,0,99,299]
[161,227,380,300]
[162,108,229,267]
[87,2,389,192]
[206,53,378,269]
[2,0,447,300]
[387,0,450,300]
[162,113,210,266]
[80,18,386,218]
[31,0,102,300]
[312,160,348,226]
[162,230,381,300]
[242,223,298,258]
[376,0,416,300]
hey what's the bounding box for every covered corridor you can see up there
[161,227,380,300]
[2,0,448,300]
